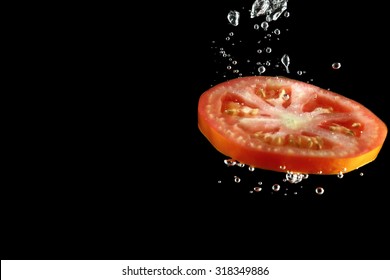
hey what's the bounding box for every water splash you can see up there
[250,0,288,21]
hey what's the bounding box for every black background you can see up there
[4,1,389,260]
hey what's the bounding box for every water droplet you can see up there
[272,184,281,191]
[258,66,266,74]
[281,54,290,73]
[254,186,262,192]
[315,187,325,195]
[332,62,341,69]
[227,10,240,26]
[234,176,241,183]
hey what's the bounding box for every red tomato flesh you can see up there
[198,76,387,175]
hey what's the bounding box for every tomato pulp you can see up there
[198,76,387,175]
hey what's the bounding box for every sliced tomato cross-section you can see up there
[198,76,387,175]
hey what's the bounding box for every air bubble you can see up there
[254,186,262,192]
[260,21,269,30]
[227,10,240,26]
[281,54,290,73]
[265,47,272,53]
[315,187,325,195]
[224,159,236,166]
[337,172,344,179]
[332,62,341,69]
[272,184,281,191]
[234,176,241,183]
[248,166,255,171]
[258,66,266,74]
[360,172,364,176]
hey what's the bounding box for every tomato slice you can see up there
[198,76,387,175]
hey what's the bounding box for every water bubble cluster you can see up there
[218,159,344,197]
[285,171,308,184]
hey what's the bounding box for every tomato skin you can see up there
[198,76,387,175]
